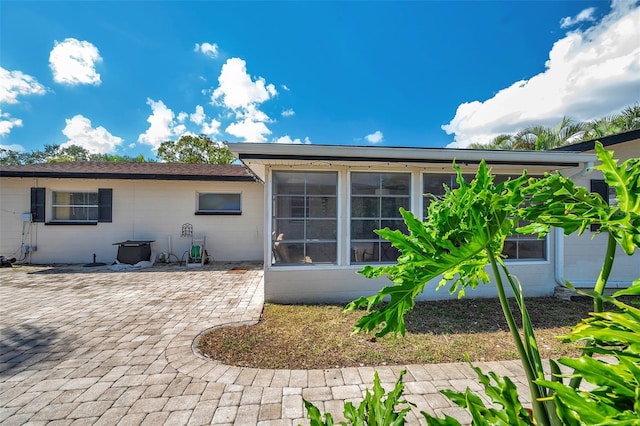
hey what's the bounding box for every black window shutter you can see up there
[590,180,608,231]
[30,187,45,223]
[98,188,113,223]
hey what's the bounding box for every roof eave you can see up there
[0,171,258,181]
[228,143,597,167]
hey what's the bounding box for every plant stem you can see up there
[593,231,617,312]
[486,249,550,426]
[569,231,617,390]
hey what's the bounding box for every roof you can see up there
[552,128,640,152]
[229,143,598,182]
[0,161,259,182]
[228,143,597,167]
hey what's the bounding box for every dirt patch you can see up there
[226,267,248,274]
[198,296,636,369]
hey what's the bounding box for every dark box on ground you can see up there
[113,240,154,264]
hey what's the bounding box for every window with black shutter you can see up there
[43,188,113,225]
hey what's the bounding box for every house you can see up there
[551,128,640,290]
[228,133,639,303]
[1,131,637,303]
[0,162,264,265]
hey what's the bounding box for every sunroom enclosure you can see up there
[230,143,597,303]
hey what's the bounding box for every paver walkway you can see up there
[0,263,530,425]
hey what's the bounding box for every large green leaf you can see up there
[346,162,524,337]
[536,283,640,424]
[422,362,535,426]
[594,142,640,215]
[518,145,640,255]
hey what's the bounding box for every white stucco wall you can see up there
[0,177,264,264]
[260,162,568,303]
[264,258,557,304]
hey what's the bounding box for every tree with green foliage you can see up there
[156,134,234,164]
[586,104,640,139]
[0,144,152,165]
[469,104,640,150]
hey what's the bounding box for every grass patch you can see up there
[198,296,631,369]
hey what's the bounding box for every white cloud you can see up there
[194,42,219,59]
[190,105,206,125]
[0,67,47,104]
[138,98,181,149]
[282,108,295,117]
[173,124,187,135]
[210,58,279,142]
[281,84,290,91]
[49,38,102,86]
[273,135,312,144]
[61,115,123,153]
[560,7,597,28]
[243,104,270,122]
[212,57,277,113]
[365,130,384,144]
[0,143,25,151]
[201,118,221,136]
[139,100,222,144]
[0,110,23,136]
[225,118,271,142]
[188,105,221,135]
[443,1,640,148]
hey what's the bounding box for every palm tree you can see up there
[469,134,514,150]
[467,104,639,151]
[585,104,640,139]
[473,117,588,151]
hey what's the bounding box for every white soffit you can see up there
[228,143,598,174]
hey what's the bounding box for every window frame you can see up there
[271,171,338,266]
[350,171,411,265]
[195,192,242,215]
[422,172,547,261]
[41,188,112,225]
[50,190,100,224]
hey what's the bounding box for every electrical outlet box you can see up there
[25,245,37,253]
[21,213,32,222]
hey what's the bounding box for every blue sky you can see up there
[1,1,639,159]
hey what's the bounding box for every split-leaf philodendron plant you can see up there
[302,143,640,425]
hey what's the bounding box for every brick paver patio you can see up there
[0,262,530,425]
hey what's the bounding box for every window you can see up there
[30,187,46,223]
[351,172,410,263]
[42,189,111,224]
[197,193,241,215]
[422,173,473,217]
[272,171,337,265]
[52,191,99,222]
[590,179,617,231]
[423,173,546,261]
[502,219,546,260]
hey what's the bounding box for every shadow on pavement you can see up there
[0,324,64,377]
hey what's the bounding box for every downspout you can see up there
[554,226,565,288]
